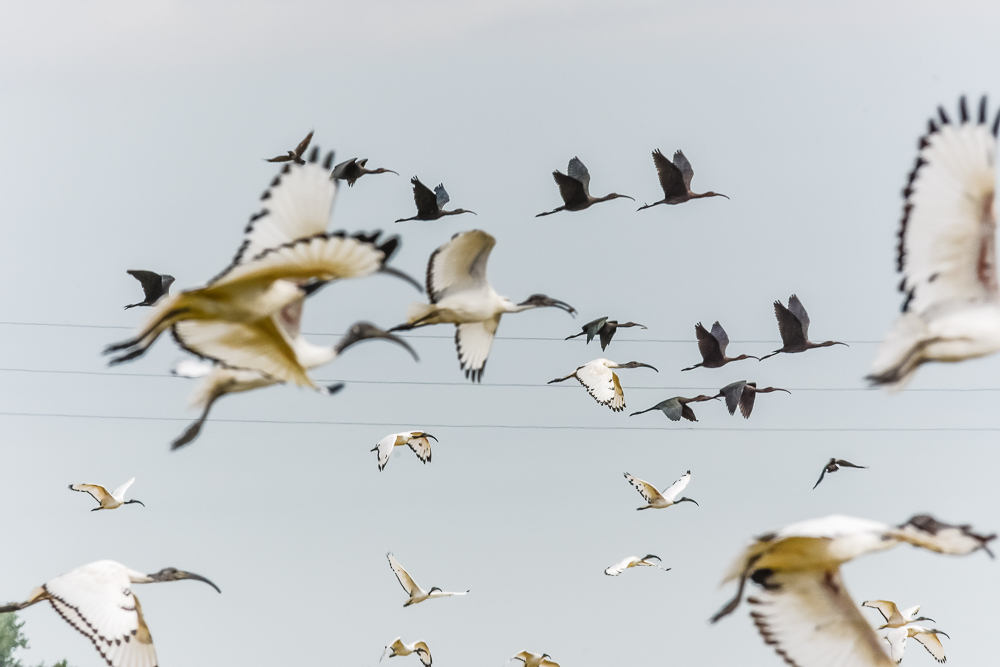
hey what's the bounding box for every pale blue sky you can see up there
[0,1,998,665]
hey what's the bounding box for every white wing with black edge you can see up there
[575,361,623,411]
[426,230,496,304]
[624,473,664,505]
[455,317,499,382]
[661,470,691,502]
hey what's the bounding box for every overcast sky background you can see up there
[0,1,998,666]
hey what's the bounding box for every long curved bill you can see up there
[177,571,222,593]
[336,322,419,361]
[378,266,423,293]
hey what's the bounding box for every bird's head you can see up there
[147,567,221,593]
[641,554,661,561]
[413,432,438,442]
[677,497,699,506]
[517,294,576,315]
[335,322,419,361]
[161,275,176,291]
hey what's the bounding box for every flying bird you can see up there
[637,149,728,210]
[548,358,658,412]
[868,96,1000,391]
[813,458,868,489]
[862,600,935,628]
[536,156,633,216]
[623,470,698,511]
[0,560,220,667]
[372,431,438,471]
[565,317,647,350]
[124,270,174,309]
[509,651,560,667]
[69,477,144,511]
[710,513,994,667]
[760,295,847,361]
[682,321,759,371]
[381,638,432,666]
[391,230,575,381]
[884,625,949,663]
[395,177,475,222]
[265,130,313,165]
[604,554,671,576]
[386,553,468,607]
[331,157,398,187]
[629,395,717,422]
[714,380,790,419]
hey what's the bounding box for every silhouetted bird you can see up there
[565,317,646,350]
[536,157,633,216]
[330,158,397,186]
[124,270,174,309]
[813,458,867,489]
[264,131,313,165]
[637,149,727,210]
[395,177,475,222]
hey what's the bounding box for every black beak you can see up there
[335,322,419,361]
[177,571,222,593]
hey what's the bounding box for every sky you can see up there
[0,1,998,665]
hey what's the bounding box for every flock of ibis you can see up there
[2,96,998,667]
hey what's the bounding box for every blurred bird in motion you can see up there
[814,458,867,489]
[265,130,313,165]
[331,157,398,186]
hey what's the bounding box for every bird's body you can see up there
[884,625,949,663]
[124,270,174,309]
[69,477,144,510]
[392,230,575,381]
[265,130,313,164]
[565,316,646,350]
[637,149,727,210]
[715,380,790,419]
[760,295,846,360]
[0,560,220,667]
[387,553,468,607]
[814,457,868,489]
[623,470,698,510]
[396,177,475,222]
[710,514,994,667]
[372,431,437,471]
[869,97,1000,390]
[862,600,934,629]
[629,395,717,421]
[548,358,658,412]
[604,554,671,576]
[381,638,432,666]
[682,321,759,370]
[536,156,633,216]
[331,157,397,186]
[509,651,560,667]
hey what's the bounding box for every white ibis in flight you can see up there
[623,470,698,511]
[884,625,949,663]
[536,156,633,216]
[0,560,220,667]
[395,177,475,222]
[709,514,994,667]
[682,321,759,371]
[760,295,847,361]
[331,157,397,186]
[714,380,790,419]
[862,600,936,628]
[69,477,144,510]
[604,554,671,576]
[508,651,560,667]
[265,130,313,165]
[629,395,718,422]
[548,358,658,412]
[565,316,647,350]
[391,230,575,381]
[381,638,432,666]
[124,270,174,309]
[372,431,437,471]
[637,149,727,210]
[813,458,867,489]
[869,96,1000,391]
[386,553,468,607]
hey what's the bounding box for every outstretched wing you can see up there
[862,600,901,625]
[652,149,686,199]
[710,321,730,356]
[624,473,664,504]
[434,184,450,209]
[407,436,433,464]
[426,230,496,303]
[885,627,908,663]
[661,470,691,501]
[69,484,111,504]
[567,156,591,192]
[411,178,439,216]
[774,300,807,348]
[387,553,421,597]
[553,171,588,208]
[455,317,499,382]
[656,398,684,421]
[374,434,399,471]
[913,631,946,663]
[110,477,136,500]
[672,150,694,189]
[575,363,623,411]
[604,557,634,576]
[413,642,433,667]
[330,158,358,180]
[695,322,722,363]
[127,270,165,300]
[720,381,746,415]
[786,294,811,335]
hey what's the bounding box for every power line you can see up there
[0,410,995,432]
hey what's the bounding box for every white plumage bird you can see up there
[0,560,220,667]
[548,358,658,412]
[387,553,468,607]
[372,431,438,471]
[884,625,949,663]
[69,477,144,511]
[623,470,698,511]
[710,514,994,667]
[391,230,575,381]
[862,600,935,628]
[381,637,432,666]
[604,554,671,576]
[509,650,560,667]
[869,96,1000,390]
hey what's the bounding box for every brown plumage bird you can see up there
[264,131,313,165]
[536,157,633,216]
[714,380,790,419]
[637,149,728,210]
[124,270,174,310]
[813,458,868,489]
[761,295,847,360]
[330,158,398,186]
[565,316,646,350]
[629,395,718,422]
[395,177,476,222]
[682,321,759,371]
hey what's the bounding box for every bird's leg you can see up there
[680,362,703,372]
[170,392,222,450]
[710,554,762,623]
[546,373,576,384]
[564,331,586,340]
[535,207,565,217]
[636,200,665,212]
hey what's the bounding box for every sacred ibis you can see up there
[862,600,935,628]
[760,295,847,361]
[536,156,633,216]
[372,431,437,471]
[814,458,867,489]
[710,514,994,667]
[637,149,727,210]
[548,358,656,412]
[869,96,1000,390]
[629,395,718,422]
[884,625,949,663]
[508,651,560,667]
[623,470,698,510]
[69,477,144,510]
[387,553,468,607]
[265,130,313,164]
[715,380,789,419]
[565,317,646,350]
[381,638,432,666]
[331,157,398,186]
[395,177,475,222]
[0,560,219,667]
[604,554,671,576]
[682,321,759,371]
[124,270,174,309]
[391,230,575,381]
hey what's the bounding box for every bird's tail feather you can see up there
[867,312,933,392]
